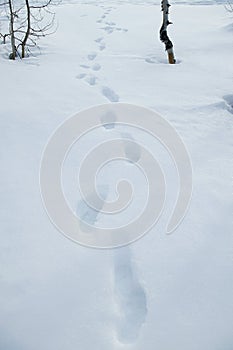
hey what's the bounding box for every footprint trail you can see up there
[76,5,128,101]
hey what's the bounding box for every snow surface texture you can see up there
[0,1,233,350]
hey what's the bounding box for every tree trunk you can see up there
[8,0,16,59]
[160,0,176,64]
[21,0,30,58]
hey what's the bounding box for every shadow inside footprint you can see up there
[76,73,86,79]
[100,110,117,129]
[85,75,97,86]
[102,86,119,102]
[113,247,147,344]
[80,64,90,69]
[87,52,97,61]
[76,186,108,232]
[99,43,106,51]
[102,26,114,34]
[92,63,101,71]
[120,132,141,163]
[95,37,103,43]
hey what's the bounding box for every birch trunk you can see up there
[160,0,176,64]
[8,0,16,59]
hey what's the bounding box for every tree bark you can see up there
[8,0,16,59]
[21,0,30,58]
[160,0,176,64]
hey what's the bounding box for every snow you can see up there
[0,1,233,350]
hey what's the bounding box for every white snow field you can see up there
[0,1,233,350]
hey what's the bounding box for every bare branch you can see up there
[0,0,57,59]
[225,1,233,12]
[30,0,52,9]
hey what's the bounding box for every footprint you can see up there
[85,75,97,86]
[99,43,106,51]
[92,63,101,71]
[120,133,141,164]
[102,86,119,102]
[76,73,87,79]
[95,37,103,43]
[102,26,114,34]
[116,27,128,33]
[105,21,116,26]
[80,64,90,69]
[96,19,102,24]
[113,247,147,344]
[87,52,97,61]
[76,186,108,233]
[100,110,117,130]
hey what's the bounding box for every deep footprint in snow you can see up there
[113,247,147,344]
[87,52,97,61]
[76,186,108,232]
[76,73,87,80]
[99,42,106,51]
[100,110,117,130]
[116,27,128,32]
[95,37,103,43]
[105,21,116,26]
[102,26,114,34]
[120,132,141,164]
[85,75,97,86]
[102,86,119,102]
[92,63,101,71]
[80,64,90,69]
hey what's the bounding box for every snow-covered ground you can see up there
[0,1,233,350]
